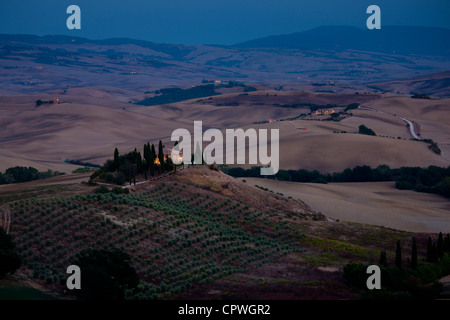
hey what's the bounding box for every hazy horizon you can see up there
[1,0,449,45]
[2,24,450,47]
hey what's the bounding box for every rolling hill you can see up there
[1,29,450,301]
[2,28,450,96]
[369,71,450,97]
[1,91,448,174]
[0,165,423,300]
[236,26,450,57]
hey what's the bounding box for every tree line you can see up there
[344,233,450,299]
[221,164,450,198]
[136,85,219,106]
[0,166,63,185]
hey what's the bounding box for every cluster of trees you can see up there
[379,234,450,270]
[35,99,57,107]
[214,80,257,92]
[344,103,359,112]
[411,94,431,100]
[216,80,246,88]
[0,228,21,279]
[0,166,63,185]
[72,167,96,174]
[344,233,450,299]
[91,141,175,185]
[73,248,138,300]
[136,85,219,106]
[222,164,450,198]
[395,165,450,198]
[358,124,376,136]
[244,86,258,92]
[422,138,441,155]
[426,233,450,264]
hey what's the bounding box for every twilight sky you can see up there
[0,0,449,45]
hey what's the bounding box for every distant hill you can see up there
[0,33,195,59]
[235,26,450,56]
[369,71,450,97]
[1,29,450,95]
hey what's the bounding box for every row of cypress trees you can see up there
[112,140,173,182]
[379,232,450,270]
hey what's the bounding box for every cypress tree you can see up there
[437,232,444,259]
[395,240,402,268]
[114,148,119,171]
[150,144,156,176]
[427,237,433,262]
[411,238,417,270]
[445,234,450,253]
[158,140,165,173]
[151,144,156,159]
[379,250,388,267]
[432,241,438,263]
[143,143,149,171]
[150,161,155,176]
[149,144,152,163]
[136,152,143,174]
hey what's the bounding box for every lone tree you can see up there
[395,240,402,269]
[73,248,138,300]
[411,238,418,270]
[0,228,22,279]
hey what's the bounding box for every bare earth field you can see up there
[1,91,449,173]
[242,178,450,233]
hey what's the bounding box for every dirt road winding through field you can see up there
[360,105,421,140]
